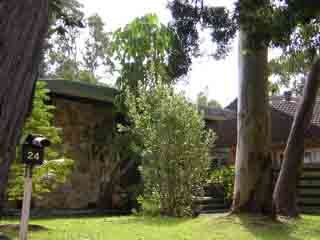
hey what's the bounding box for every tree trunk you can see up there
[273,57,320,217]
[231,30,273,215]
[0,1,48,211]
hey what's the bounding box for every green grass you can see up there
[1,214,320,240]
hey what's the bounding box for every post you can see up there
[19,165,33,240]
[19,134,50,239]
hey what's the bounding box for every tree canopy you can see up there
[169,0,320,56]
[42,10,113,84]
[196,87,222,108]
[112,14,191,91]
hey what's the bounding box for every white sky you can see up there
[79,0,238,106]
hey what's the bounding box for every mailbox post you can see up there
[19,134,50,240]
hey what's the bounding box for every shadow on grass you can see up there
[102,215,192,227]
[0,223,49,240]
[0,213,130,222]
[236,215,302,240]
[1,214,191,228]
[0,232,14,240]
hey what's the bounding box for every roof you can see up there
[270,96,320,127]
[41,79,235,120]
[40,79,118,104]
[212,95,320,148]
[199,106,236,121]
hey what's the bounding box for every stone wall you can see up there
[35,96,115,209]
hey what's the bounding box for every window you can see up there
[312,151,320,163]
[304,150,320,164]
[277,150,320,165]
[304,152,312,164]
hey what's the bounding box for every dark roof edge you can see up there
[40,79,118,104]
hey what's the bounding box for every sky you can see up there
[79,0,238,106]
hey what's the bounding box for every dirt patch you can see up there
[0,224,48,232]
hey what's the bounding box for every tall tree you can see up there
[0,1,49,211]
[234,29,272,214]
[46,26,81,79]
[269,3,320,217]
[169,0,273,215]
[40,0,84,78]
[273,58,320,217]
[44,12,113,84]
[83,14,114,79]
[169,0,320,216]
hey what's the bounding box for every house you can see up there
[28,79,136,210]
[208,92,320,168]
[34,80,234,210]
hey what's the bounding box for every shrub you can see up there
[209,166,235,202]
[125,82,215,217]
[7,81,73,201]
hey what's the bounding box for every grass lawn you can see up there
[1,214,320,240]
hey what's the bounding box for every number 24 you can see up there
[27,152,40,160]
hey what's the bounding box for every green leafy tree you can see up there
[125,82,214,217]
[196,86,222,108]
[6,82,73,201]
[208,100,222,108]
[112,14,190,92]
[83,14,114,80]
[40,0,85,78]
[44,21,81,80]
[43,12,113,84]
[269,22,320,95]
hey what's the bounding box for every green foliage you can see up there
[78,70,98,84]
[269,52,308,96]
[112,14,189,92]
[44,21,82,80]
[7,81,73,201]
[269,23,320,95]
[43,11,113,84]
[125,82,215,217]
[83,14,114,77]
[196,87,222,109]
[49,0,85,35]
[209,166,235,202]
[208,100,222,108]
[169,1,320,58]
[136,193,161,217]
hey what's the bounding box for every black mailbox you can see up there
[22,134,51,165]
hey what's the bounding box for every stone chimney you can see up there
[284,91,292,101]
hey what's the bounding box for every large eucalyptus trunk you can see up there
[273,58,320,217]
[0,1,48,211]
[231,30,273,214]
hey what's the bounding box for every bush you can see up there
[209,166,235,202]
[7,81,73,201]
[125,82,215,217]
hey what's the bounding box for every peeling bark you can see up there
[0,1,48,211]
[273,57,320,218]
[231,30,273,215]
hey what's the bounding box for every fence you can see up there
[274,167,320,213]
